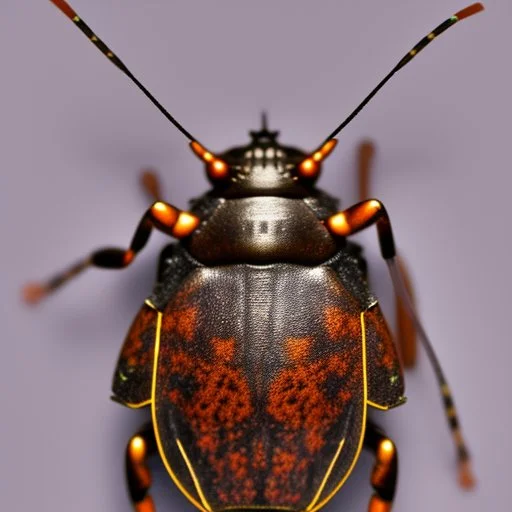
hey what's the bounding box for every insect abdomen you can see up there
[153,263,367,510]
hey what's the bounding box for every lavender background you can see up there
[1,0,510,511]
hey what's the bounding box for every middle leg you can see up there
[126,423,157,512]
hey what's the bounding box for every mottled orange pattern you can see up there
[285,337,313,362]
[211,337,236,362]
[121,305,156,367]
[267,355,354,451]
[324,306,361,341]
[167,351,253,432]
[155,271,367,508]
[252,438,268,471]
[162,306,197,342]
[264,448,303,505]
[162,349,255,505]
[366,307,397,371]
[264,346,362,505]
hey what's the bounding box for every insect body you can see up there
[115,129,404,512]
[25,1,484,511]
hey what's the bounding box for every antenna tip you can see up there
[22,283,47,305]
[458,459,477,490]
[455,3,485,21]
[50,0,77,20]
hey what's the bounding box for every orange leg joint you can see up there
[365,422,398,511]
[126,425,157,511]
[327,199,396,259]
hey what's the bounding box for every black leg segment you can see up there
[22,201,200,304]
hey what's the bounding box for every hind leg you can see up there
[364,421,398,512]
[126,423,157,512]
[140,169,163,201]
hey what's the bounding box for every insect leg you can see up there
[126,423,157,512]
[327,199,396,259]
[22,201,200,305]
[356,140,375,203]
[356,144,417,368]
[394,257,416,367]
[140,169,163,202]
[364,420,398,512]
[387,259,475,489]
[327,201,475,488]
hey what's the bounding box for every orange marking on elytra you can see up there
[252,438,267,470]
[162,306,197,342]
[267,355,353,452]
[161,350,256,504]
[285,337,312,362]
[228,451,250,480]
[211,337,236,362]
[121,305,156,367]
[272,449,297,476]
[264,350,362,504]
[324,305,361,340]
[366,307,398,371]
[265,448,302,505]
[167,351,253,434]
[197,434,218,453]
[177,307,197,341]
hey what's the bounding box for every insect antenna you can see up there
[49,0,196,142]
[319,3,484,147]
[387,259,476,489]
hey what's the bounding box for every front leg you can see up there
[22,201,200,304]
[327,199,395,259]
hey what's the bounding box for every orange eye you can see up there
[208,159,229,180]
[297,139,338,179]
[190,141,230,180]
[298,158,319,178]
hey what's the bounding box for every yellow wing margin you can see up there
[150,310,212,512]
[308,311,370,512]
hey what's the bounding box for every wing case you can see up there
[151,261,401,511]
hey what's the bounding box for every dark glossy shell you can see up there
[112,242,404,510]
[121,252,403,511]
[111,302,157,407]
[186,197,337,265]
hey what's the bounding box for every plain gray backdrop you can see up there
[1,0,510,511]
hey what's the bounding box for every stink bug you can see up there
[23,1,485,511]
